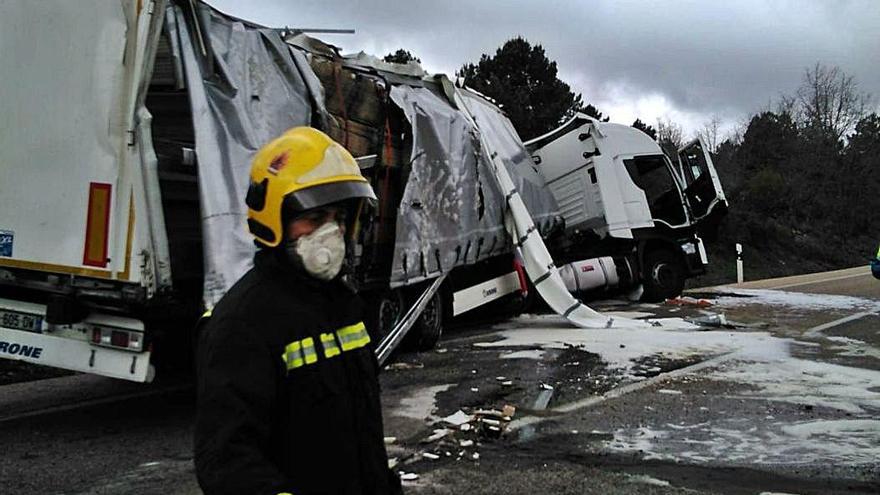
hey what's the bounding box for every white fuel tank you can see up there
[558,256,620,292]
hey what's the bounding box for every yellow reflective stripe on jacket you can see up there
[281,321,369,371]
[321,332,341,358]
[282,341,304,370]
[336,322,370,351]
[301,337,318,364]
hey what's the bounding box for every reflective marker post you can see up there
[736,243,744,284]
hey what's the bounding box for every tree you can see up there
[632,118,657,140]
[383,49,420,65]
[795,63,871,143]
[846,113,880,156]
[738,111,799,175]
[699,115,722,154]
[582,104,610,122]
[656,117,684,157]
[458,37,585,140]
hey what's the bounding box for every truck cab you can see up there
[525,113,727,301]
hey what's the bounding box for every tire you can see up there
[641,249,685,302]
[363,290,404,349]
[405,290,445,351]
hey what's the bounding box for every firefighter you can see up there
[194,127,403,495]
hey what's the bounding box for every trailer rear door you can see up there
[0,1,144,282]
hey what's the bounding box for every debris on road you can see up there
[384,436,397,444]
[686,313,730,328]
[665,296,714,307]
[421,452,440,460]
[442,410,473,427]
[423,428,451,443]
[399,472,419,481]
[534,384,555,410]
[385,361,425,371]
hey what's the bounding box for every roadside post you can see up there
[736,243,744,283]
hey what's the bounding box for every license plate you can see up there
[0,310,43,333]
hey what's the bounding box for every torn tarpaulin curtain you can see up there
[457,89,561,233]
[389,85,507,286]
[388,85,561,287]
[170,3,315,306]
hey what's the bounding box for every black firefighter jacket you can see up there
[195,249,403,495]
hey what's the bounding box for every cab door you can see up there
[677,138,727,222]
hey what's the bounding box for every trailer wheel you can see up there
[641,249,685,302]
[405,290,445,351]
[364,290,404,347]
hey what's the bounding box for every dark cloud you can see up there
[208,0,880,135]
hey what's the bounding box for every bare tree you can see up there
[796,63,871,141]
[656,117,684,156]
[698,115,722,153]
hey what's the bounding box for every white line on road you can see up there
[803,310,878,339]
[766,271,871,290]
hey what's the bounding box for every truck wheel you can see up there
[405,290,445,351]
[364,290,404,347]
[641,249,685,302]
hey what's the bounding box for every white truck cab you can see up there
[525,113,728,301]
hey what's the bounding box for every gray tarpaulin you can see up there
[389,85,508,286]
[459,89,561,232]
[167,2,559,300]
[170,4,315,306]
[388,85,561,287]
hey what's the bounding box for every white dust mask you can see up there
[288,220,346,281]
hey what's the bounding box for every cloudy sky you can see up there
[208,0,879,139]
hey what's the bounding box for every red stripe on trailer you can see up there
[83,183,112,268]
[513,253,528,297]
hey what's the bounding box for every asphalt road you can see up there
[0,266,878,494]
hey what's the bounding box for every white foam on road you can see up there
[476,312,880,466]
[476,314,780,377]
[826,335,880,360]
[608,418,880,466]
[501,349,547,360]
[713,288,880,312]
[712,356,880,414]
[394,384,454,421]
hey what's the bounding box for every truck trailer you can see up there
[0,0,563,381]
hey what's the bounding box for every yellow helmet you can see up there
[245,127,377,247]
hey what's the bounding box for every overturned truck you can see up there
[0,0,566,381]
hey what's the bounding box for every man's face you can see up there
[285,206,346,241]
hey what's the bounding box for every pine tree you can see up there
[383,49,420,65]
[458,37,589,140]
